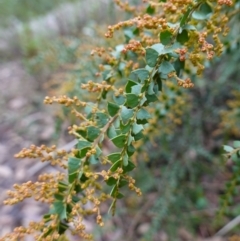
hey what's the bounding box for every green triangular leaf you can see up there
[146,4,155,14]
[151,43,164,54]
[123,161,135,173]
[58,222,69,235]
[107,125,117,139]
[116,192,124,199]
[232,153,240,163]
[108,102,120,117]
[145,93,158,103]
[127,135,134,146]
[89,154,99,164]
[108,152,121,163]
[54,193,64,201]
[110,160,122,172]
[147,81,155,95]
[106,177,117,186]
[120,121,131,134]
[58,182,68,193]
[174,58,185,76]
[110,185,118,197]
[68,157,81,183]
[131,68,149,82]
[132,123,144,135]
[119,179,128,187]
[111,134,127,148]
[95,112,109,127]
[95,146,102,157]
[68,157,81,175]
[123,153,129,166]
[121,106,134,124]
[131,84,142,95]
[126,94,139,108]
[127,144,136,156]
[153,73,162,92]
[53,201,67,220]
[233,141,240,148]
[223,145,234,153]
[86,126,100,141]
[126,80,138,93]
[134,131,144,141]
[177,29,189,44]
[137,109,151,120]
[159,60,175,75]
[160,30,173,45]
[183,24,196,31]
[192,3,212,20]
[146,48,159,67]
[113,94,126,105]
[77,140,91,150]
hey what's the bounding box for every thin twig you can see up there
[214,215,240,236]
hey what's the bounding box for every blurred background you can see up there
[0,0,239,240]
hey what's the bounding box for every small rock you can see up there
[0,165,13,178]
[137,223,150,235]
[8,97,27,109]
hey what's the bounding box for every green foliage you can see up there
[192,2,212,20]
[220,142,240,215]
[0,0,78,27]
[2,0,240,240]
[160,30,173,45]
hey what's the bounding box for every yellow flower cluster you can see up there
[81,80,113,93]
[44,95,86,107]
[15,144,68,167]
[4,172,65,205]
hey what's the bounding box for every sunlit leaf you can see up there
[159,60,175,74]
[121,106,134,124]
[146,48,159,67]
[223,145,234,152]
[110,160,121,172]
[131,68,149,82]
[192,3,212,20]
[111,134,127,148]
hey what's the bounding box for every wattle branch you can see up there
[1,0,237,240]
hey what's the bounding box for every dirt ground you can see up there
[0,60,56,237]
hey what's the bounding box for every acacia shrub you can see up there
[1,0,240,240]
